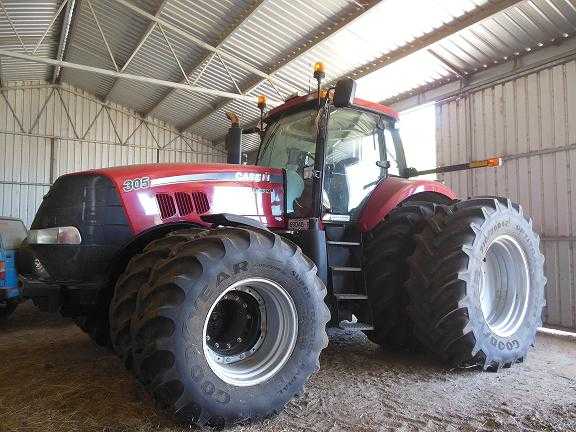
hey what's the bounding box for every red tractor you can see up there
[17,66,545,427]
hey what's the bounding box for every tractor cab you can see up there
[229,71,409,225]
[257,92,406,223]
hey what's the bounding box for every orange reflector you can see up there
[487,157,502,167]
[469,158,502,169]
[314,62,325,74]
[257,95,267,108]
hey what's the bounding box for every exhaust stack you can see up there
[225,112,242,164]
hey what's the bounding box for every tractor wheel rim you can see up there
[479,234,531,338]
[203,277,298,387]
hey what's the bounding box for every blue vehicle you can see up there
[0,217,27,319]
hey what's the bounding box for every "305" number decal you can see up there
[122,176,151,192]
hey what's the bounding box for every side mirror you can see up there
[333,78,357,107]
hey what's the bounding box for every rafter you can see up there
[0,47,273,104]
[335,0,523,83]
[103,0,170,101]
[0,0,29,54]
[186,0,522,135]
[181,0,381,132]
[33,0,69,55]
[109,0,299,95]
[86,0,119,71]
[144,0,269,117]
[52,0,77,83]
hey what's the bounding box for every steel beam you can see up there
[334,0,523,83]
[109,0,298,94]
[181,0,381,132]
[32,0,69,55]
[145,0,269,117]
[0,0,29,53]
[0,48,273,104]
[103,0,170,101]
[52,0,76,83]
[388,35,576,112]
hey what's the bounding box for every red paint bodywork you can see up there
[90,163,285,235]
[91,162,455,236]
[266,93,399,120]
[358,177,457,232]
[82,95,453,237]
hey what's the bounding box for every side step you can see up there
[339,321,374,331]
[331,266,361,272]
[326,240,361,246]
[334,293,368,300]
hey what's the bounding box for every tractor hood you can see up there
[91,163,286,234]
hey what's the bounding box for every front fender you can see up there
[358,177,456,232]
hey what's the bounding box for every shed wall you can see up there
[436,60,576,330]
[0,81,225,226]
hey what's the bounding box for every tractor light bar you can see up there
[469,157,502,168]
[27,226,82,245]
[405,157,503,178]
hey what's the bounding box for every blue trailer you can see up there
[0,217,27,319]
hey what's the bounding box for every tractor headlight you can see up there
[27,226,82,245]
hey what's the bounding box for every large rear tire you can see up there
[109,228,207,367]
[130,227,329,427]
[365,201,443,350]
[407,197,546,370]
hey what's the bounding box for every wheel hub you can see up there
[479,235,531,338]
[203,278,298,387]
[206,289,266,364]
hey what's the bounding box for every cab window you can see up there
[323,109,385,217]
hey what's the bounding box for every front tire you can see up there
[131,227,329,427]
[109,228,207,367]
[407,197,546,370]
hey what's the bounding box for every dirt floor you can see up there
[0,303,575,432]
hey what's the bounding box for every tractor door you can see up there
[322,108,403,220]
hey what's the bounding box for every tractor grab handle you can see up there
[403,157,502,178]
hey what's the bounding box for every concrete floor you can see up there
[0,303,575,432]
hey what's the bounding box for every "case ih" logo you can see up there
[235,172,270,182]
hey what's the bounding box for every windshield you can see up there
[256,106,405,218]
[258,109,317,215]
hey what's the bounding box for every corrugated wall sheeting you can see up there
[0,81,225,227]
[436,60,576,330]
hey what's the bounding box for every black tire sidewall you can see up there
[465,206,544,363]
[173,243,324,421]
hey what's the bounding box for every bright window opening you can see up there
[399,103,437,180]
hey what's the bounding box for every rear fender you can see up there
[359,177,456,232]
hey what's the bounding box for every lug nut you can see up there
[206,335,211,341]
[237,337,242,343]
[226,343,231,349]
[215,343,220,348]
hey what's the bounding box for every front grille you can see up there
[174,192,194,216]
[156,193,177,219]
[191,192,210,214]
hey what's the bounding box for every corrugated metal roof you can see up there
[358,0,576,103]
[0,0,574,150]
[0,0,63,81]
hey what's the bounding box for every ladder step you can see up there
[334,293,368,300]
[339,321,374,331]
[331,266,362,272]
[326,240,361,246]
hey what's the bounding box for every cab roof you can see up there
[265,92,399,121]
